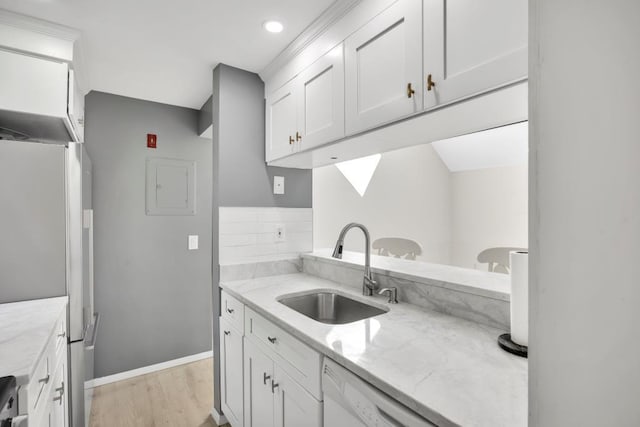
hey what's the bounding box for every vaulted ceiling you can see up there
[0,0,336,109]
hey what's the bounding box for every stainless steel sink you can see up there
[278,291,388,324]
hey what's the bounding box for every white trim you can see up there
[211,407,228,425]
[0,9,80,40]
[84,350,213,389]
[259,0,362,82]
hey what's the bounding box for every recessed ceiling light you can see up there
[263,20,284,33]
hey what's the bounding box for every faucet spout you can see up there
[331,223,377,296]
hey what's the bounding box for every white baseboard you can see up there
[211,407,228,425]
[85,350,213,389]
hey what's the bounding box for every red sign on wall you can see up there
[147,134,157,149]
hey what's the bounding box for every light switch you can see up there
[188,235,199,250]
[274,176,285,195]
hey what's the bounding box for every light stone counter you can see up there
[221,273,526,427]
[0,297,68,386]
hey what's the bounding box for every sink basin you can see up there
[278,291,388,324]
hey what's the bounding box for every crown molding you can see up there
[259,0,362,82]
[0,9,80,41]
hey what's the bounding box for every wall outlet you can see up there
[188,235,199,250]
[273,176,285,194]
[275,224,286,242]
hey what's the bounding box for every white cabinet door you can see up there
[423,0,527,107]
[266,79,297,162]
[243,339,275,427]
[220,318,244,427]
[345,0,423,135]
[296,44,345,151]
[273,366,322,427]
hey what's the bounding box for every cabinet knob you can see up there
[224,330,230,336]
[407,82,416,98]
[271,380,279,393]
[267,336,277,344]
[226,308,234,314]
[427,74,436,91]
[296,131,302,142]
[263,373,271,385]
[289,136,295,145]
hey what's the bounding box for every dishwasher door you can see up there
[322,358,437,427]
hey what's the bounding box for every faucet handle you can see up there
[378,287,398,304]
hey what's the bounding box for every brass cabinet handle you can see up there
[296,131,302,142]
[289,136,294,145]
[263,373,271,385]
[267,336,277,344]
[406,82,416,98]
[427,74,436,91]
[271,379,279,393]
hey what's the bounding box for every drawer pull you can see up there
[427,73,436,91]
[263,373,271,385]
[224,330,230,336]
[271,380,279,393]
[226,308,235,314]
[267,336,277,344]
[39,375,50,384]
[57,331,66,338]
[53,385,64,405]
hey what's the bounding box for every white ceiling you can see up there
[0,0,336,109]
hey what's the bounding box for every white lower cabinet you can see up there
[273,366,322,427]
[17,308,69,427]
[243,338,322,427]
[220,317,244,427]
[219,290,322,427]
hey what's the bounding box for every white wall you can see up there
[313,144,452,264]
[451,165,528,269]
[313,144,527,270]
[219,207,312,264]
[529,1,640,425]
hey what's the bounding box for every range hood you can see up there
[0,49,80,144]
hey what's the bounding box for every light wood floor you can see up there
[89,358,230,427]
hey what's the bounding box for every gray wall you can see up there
[0,141,67,303]
[84,91,213,377]
[529,1,640,425]
[211,63,312,415]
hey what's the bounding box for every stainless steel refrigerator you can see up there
[0,139,98,427]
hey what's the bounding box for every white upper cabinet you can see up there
[297,44,345,151]
[266,44,345,162]
[344,0,423,135]
[423,0,528,107]
[266,79,297,162]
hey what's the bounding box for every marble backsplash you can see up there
[302,255,510,330]
[220,258,302,282]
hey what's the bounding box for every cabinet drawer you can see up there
[221,290,244,332]
[245,307,322,399]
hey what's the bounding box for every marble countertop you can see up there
[221,273,527,427]
[305,250,511,301]
[0,297,68,386]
